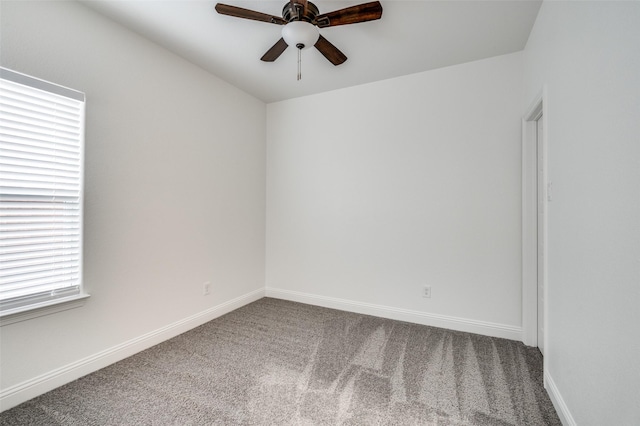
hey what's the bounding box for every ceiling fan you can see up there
[215,0,383,78]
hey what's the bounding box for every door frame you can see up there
[522,88,548,349]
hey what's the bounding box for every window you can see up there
[0,68,87,323]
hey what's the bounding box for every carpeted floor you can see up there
[1,298,561,425]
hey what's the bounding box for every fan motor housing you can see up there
[282,1,319,22]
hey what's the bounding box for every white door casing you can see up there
[522,88,548,357]
[536,114,545,355]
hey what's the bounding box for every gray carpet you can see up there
[0,298,561,425]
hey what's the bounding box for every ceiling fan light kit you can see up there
[281,21,319,51]
[282,21,320,80]
[215,0,383,80]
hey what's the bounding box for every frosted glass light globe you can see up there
[282,21,319,50]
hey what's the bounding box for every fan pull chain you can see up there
[296,43,304,81]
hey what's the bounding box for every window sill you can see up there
[0,293,90,326]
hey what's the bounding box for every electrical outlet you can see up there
[423,285,431,298]
[203,281,211,296]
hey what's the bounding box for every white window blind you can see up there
[0,68,85,316]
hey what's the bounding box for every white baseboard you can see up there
[265,287,522,341]
[544,370,576,426]
[0,288,265,412]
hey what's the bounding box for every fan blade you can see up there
[315,1,382,28]
[298,0,308,17]
[261,38,289,62]
[314,35,347,66]
[215,3,287,25]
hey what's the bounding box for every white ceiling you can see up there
[81,0,542,103]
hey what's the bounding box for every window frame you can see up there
[0,67,89,326]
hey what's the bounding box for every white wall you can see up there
[523,2,640,424]
[0,0,266,407]
[266,52,524,337]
